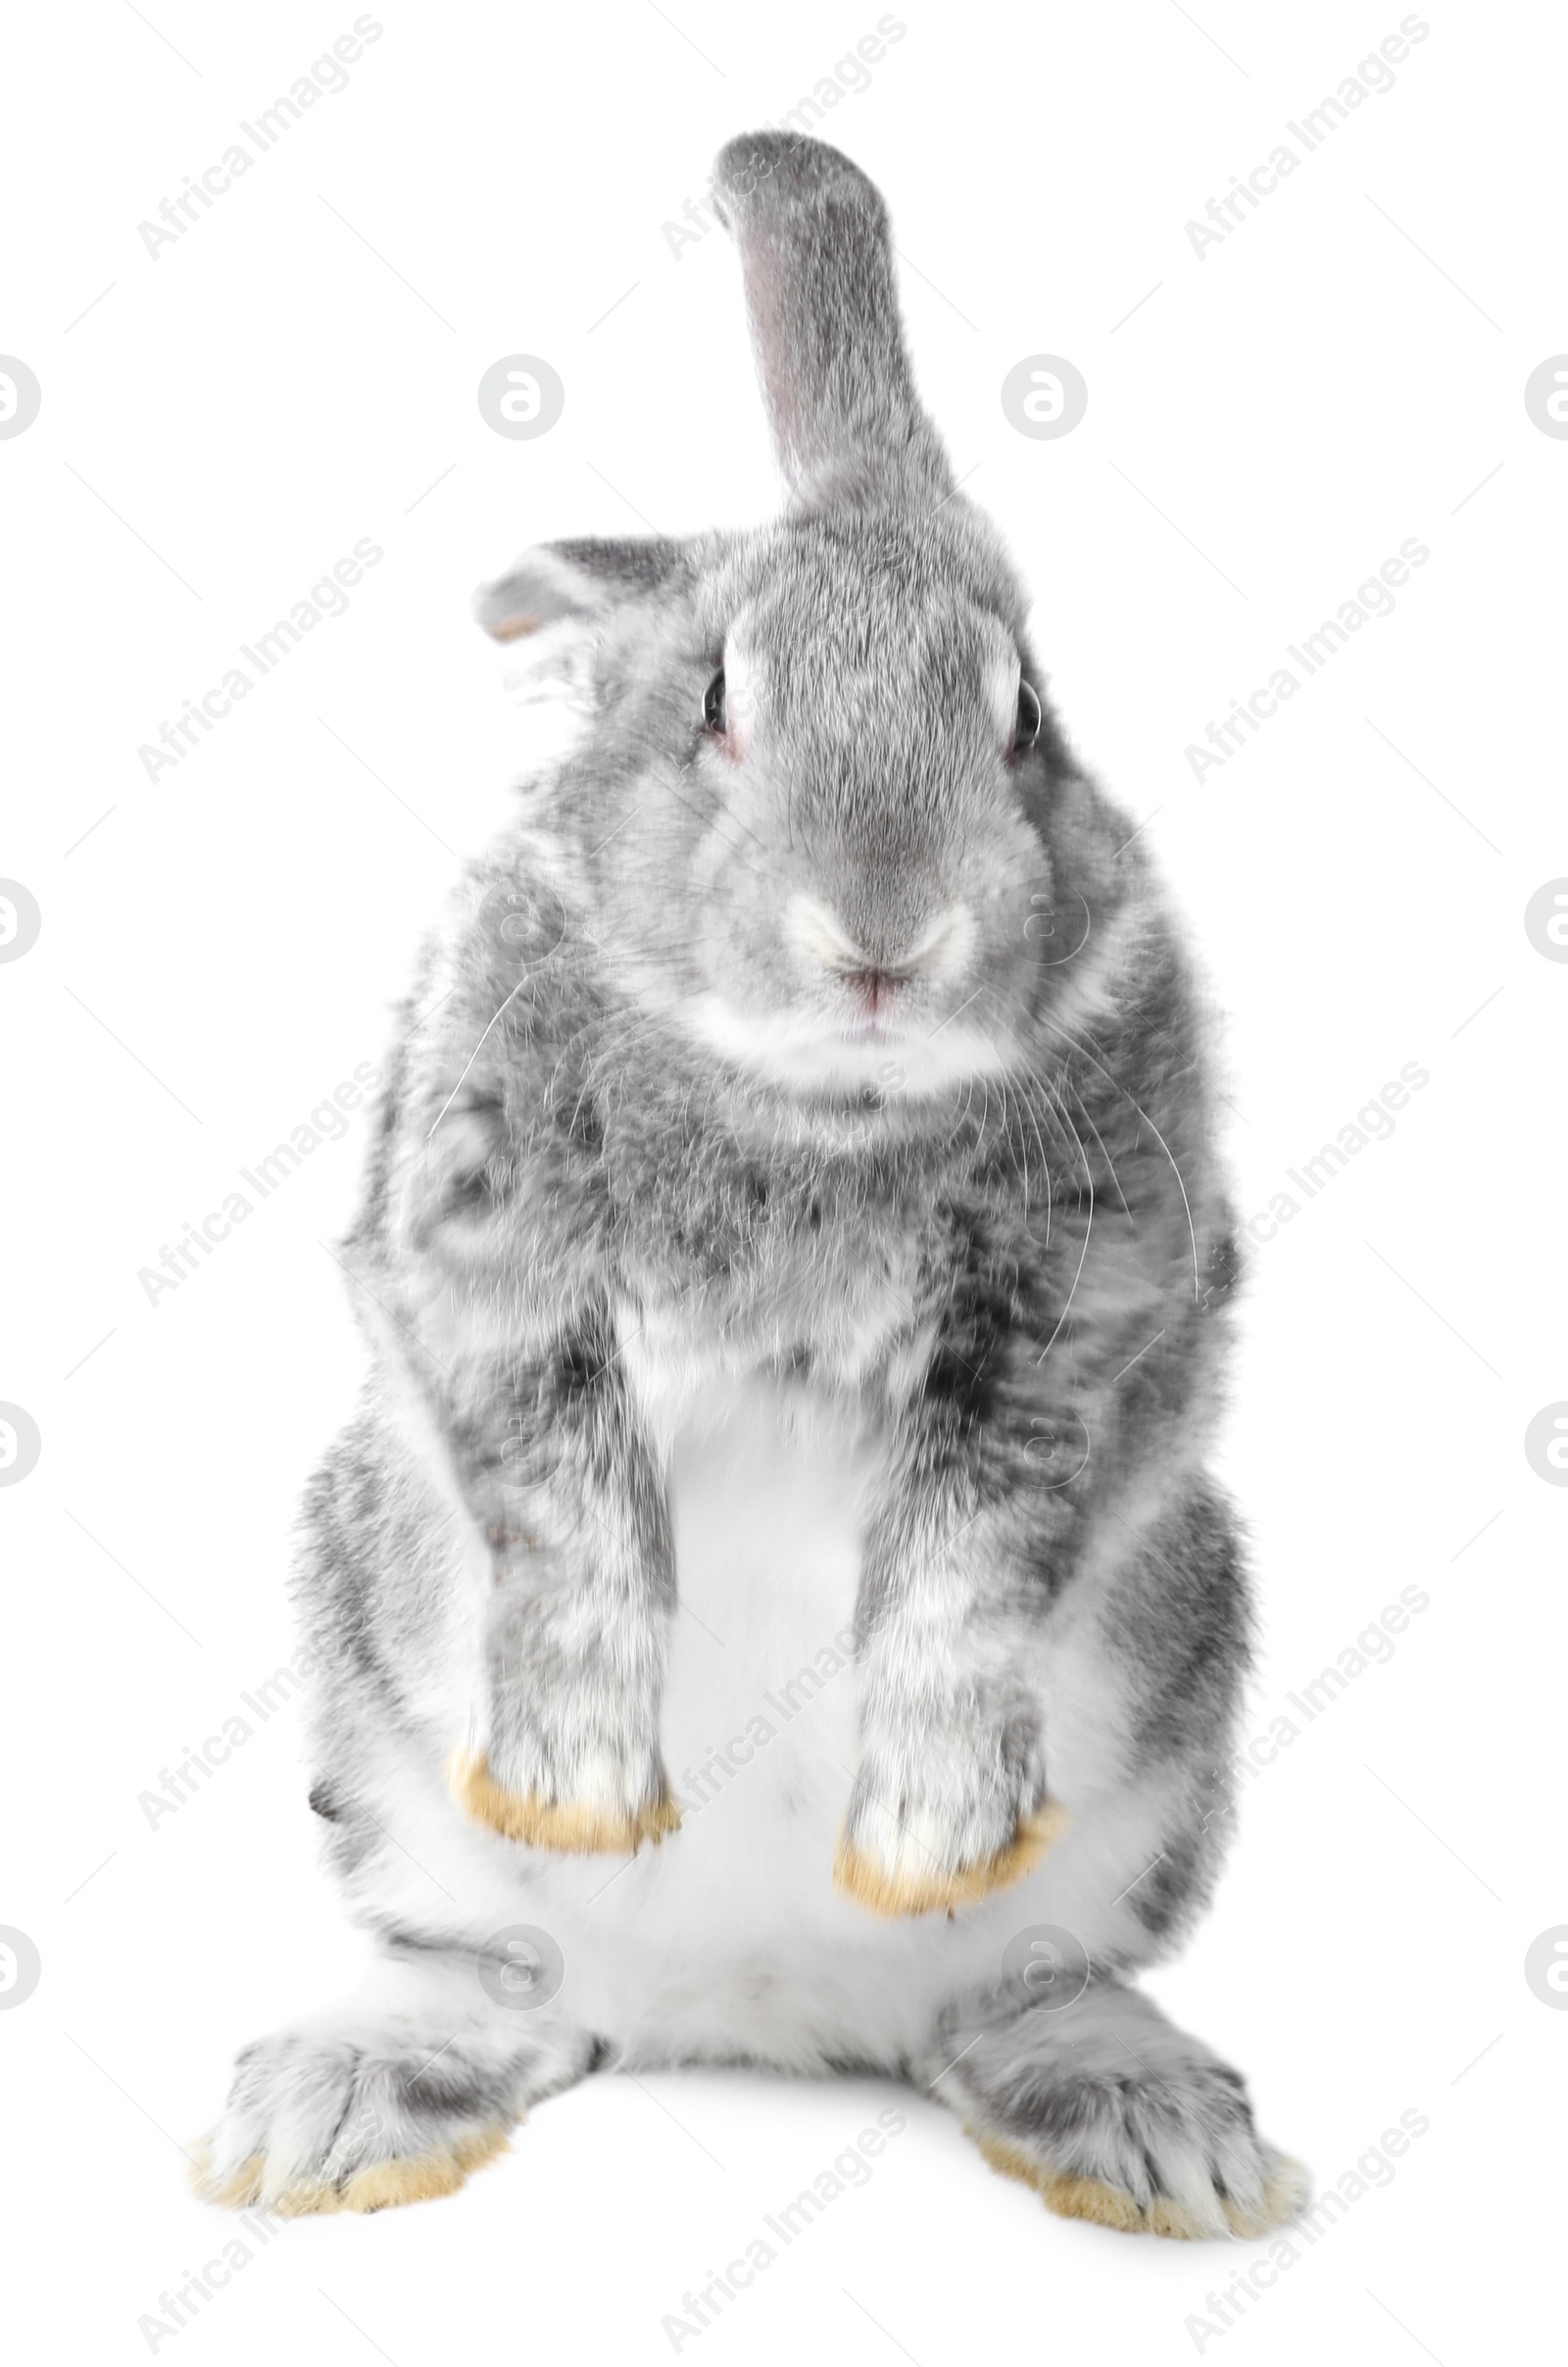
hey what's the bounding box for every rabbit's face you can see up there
[666,512,1063,1099]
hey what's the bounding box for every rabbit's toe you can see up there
[976,2129,1306,2241]
[446,1743,682,1853]
[191,2126,512,2217]
[833,1799,1069,1916]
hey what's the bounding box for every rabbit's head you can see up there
[476,132,1118,1105]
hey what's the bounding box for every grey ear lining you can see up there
[711,130,953,512]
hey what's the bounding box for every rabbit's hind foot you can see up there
[193,1963,595,2219]
[925,1977,1304,2243]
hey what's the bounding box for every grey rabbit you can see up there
[195,129,1303,2242]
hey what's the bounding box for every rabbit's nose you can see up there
[786,891,969,994]
[839,966,906,1016]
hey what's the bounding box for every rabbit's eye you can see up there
[703,668,727,734]
[1014,680,1042,753]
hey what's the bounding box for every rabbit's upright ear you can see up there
[473,535,688,641]
[710,131,951,514]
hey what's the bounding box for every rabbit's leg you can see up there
[193,1943,595,2217]
[366,1054,680,1852]
[438,1329,683,1852]
[835,1434,1076,1913]
[920,1979,1304,2241]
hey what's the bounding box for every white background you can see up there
[2,2,1562,2360]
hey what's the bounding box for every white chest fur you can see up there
[588,1365,904,2063]
[370,1361,1173,2066]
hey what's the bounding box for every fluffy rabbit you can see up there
[195,129,1302,2240]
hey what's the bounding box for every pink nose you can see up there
[842,967,902,1015]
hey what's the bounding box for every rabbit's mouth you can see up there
[677,986,1009,1106]
[843,1014,899,1043]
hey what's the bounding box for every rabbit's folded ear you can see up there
[473,535,688,641]
[710,130,952,514]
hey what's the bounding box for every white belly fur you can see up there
[365,1372,1176,2065]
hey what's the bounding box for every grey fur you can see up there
[196,129,1299,2237]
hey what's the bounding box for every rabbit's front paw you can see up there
[446,1743,682,1854]
[833,1767,1069,1917]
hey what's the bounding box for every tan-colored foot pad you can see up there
[190,2125,514,2216]
[974,2129,1307,2241]
[447,1746,682,1852]
[833,1800,1070,1917]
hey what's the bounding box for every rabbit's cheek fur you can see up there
[195,127,1302,2238]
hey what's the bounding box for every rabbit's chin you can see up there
[677,989,1013,1102]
